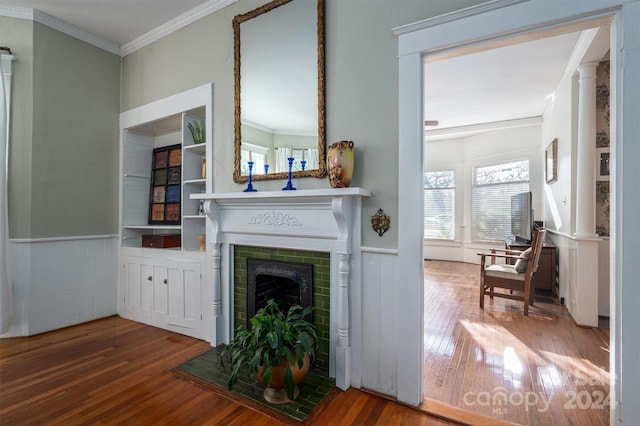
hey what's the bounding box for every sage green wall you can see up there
[1,16,34,238]
[27,23,120,238]
[2,17,120,238]
[242,124,274,148]
[121,0,485,248]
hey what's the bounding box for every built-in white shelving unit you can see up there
[121,108,208,251]
[118,83,213,340]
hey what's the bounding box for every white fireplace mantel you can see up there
[192,188,371,390]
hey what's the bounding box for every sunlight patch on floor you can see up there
[540,350,609,388]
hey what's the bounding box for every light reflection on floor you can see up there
[423,260,610,425]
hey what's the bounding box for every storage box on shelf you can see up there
[142,234,181,248]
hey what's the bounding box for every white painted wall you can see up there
[424,124,542,263]
[541,69,577,235]
[2,237,118,337]
[540,33,609,325]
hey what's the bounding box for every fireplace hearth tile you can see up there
[174,345,337,422]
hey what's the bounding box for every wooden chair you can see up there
[478,228,546,315]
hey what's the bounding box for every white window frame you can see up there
[424,170,455,241]
[471,159,530,243]
[240,142,269,175]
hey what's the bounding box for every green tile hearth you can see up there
[175,345,336,422]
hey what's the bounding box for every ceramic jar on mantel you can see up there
[327,140,355,188]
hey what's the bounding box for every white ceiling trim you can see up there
[391,0,527,36]
[0,4,32,20]
[0,5,120,55]
[559,28,600,83]
[120,0,238,57]
[33,9,121,54]
[424,116,543,142]
[1,0,239,57]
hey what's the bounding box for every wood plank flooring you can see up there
[0,261,610,425]
[423,260,610,425]
[0,316,453,425]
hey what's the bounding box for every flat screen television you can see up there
[511,191,533,242]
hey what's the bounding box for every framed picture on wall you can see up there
[148,144,182,225]
[596,147,610,181]
[545,138,558,184]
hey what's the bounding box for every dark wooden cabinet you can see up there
[506,241,558,299]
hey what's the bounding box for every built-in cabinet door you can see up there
[153,264,168,318]
[123,256,153,318]
[166,259,202,330]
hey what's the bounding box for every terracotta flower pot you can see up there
[327,140,355,188]
[257,352,311,403]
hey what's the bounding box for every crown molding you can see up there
[120,0,238,56]
[392,0,528,36]
[33,9,121,55]
[1,0,238,57]
[0,5,120,55]
[0,4,33,20]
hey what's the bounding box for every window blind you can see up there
[471,160,529,242]
[424,171,455,240]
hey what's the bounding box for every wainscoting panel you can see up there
[361,249,398,396]
[548,231,604,326]
[598,238,610,316]
[4,236,118,337]
[548,232,577,315]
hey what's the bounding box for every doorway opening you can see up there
[420,18,613,425]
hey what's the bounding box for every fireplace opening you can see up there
[247,258,313,326]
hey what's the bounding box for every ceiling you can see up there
[425,31,582,133]
[1,1,604,135]
[1,0,211,47]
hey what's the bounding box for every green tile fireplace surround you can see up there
[233,245,331,369]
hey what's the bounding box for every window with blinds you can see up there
[424,170,455,240]
[471,160,529,242]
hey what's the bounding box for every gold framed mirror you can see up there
[233,0,326,183]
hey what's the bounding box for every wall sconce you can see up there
[371,208,390,237]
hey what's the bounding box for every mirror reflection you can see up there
[233,0,326,183]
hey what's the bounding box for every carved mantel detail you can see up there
[248,211,302,226]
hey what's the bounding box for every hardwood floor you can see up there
[0,261,610,425]
[0,316,453,425]
[423,260,610,425]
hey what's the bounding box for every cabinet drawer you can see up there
[142,234,181,248]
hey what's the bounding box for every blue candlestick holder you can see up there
[282,157,297,190]
[300,160,306,171]
[243,161,257,192]
[264,164,269,174]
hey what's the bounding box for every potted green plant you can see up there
[221,299,317,403]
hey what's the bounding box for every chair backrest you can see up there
[529,228,546,274]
